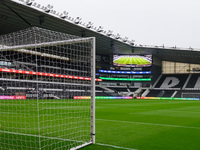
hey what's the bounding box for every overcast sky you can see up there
[33,0,200,49]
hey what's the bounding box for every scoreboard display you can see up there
[113,54,152,67]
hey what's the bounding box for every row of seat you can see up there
[155,74,200,89]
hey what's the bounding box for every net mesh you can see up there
[0,27,95,150]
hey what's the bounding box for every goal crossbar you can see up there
[0,37,94,51]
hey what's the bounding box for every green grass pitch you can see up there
[113,56,151,65]
[1,99,200,150]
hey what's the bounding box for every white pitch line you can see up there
[0,130,81,142]
[96,119,200,130]
[0,130,137,150]
[96,143,138,150]
[151,110,200,114]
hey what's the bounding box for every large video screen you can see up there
[113,54,152,67]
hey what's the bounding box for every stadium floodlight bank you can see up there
[0,27,96,150]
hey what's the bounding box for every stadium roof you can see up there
[1,0,200,64]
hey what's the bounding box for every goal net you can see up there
[0,27,96,150]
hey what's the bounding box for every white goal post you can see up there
[0,27,96,150]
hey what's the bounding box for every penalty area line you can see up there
[96,119,200,130]
[0,130,83,143]
[96,143,138,150]
[0,130,138,150]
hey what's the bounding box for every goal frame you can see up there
[0,33,96,150]
[69,37,96,150]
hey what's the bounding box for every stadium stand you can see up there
[129,87,138,92]
[145,73,200,98]
[155,74,189,89]
[2,1,200,150]
[162,90,175,97]
[0,52,89,77]
[108,87,129,92]
[0,77,91,98]
[146,90,161,97]
[146,89,176,98]
[173,90,200,98]
[185,74,200,89]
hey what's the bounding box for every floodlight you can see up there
[32,2,37,6]
[47,4,53,9]
[56,12,60,16]
[86,22,93,28]
[52,10,56,14]
[36,4,40,8]
[107,30,113,36]
[129,40,135,45]
[115,34,120,39]
[25,0,34,6]
[123,37,128,42]
[44,4,53,13]
[74,17,81,24]
[97,26,103,32]
[60,11,68,19]
[60,14,66,19]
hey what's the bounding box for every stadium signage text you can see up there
[137,97,200,100]
[74,96,133,99]
[0,95,26,100]
[99,77,151,81]
[99,70,151,74]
